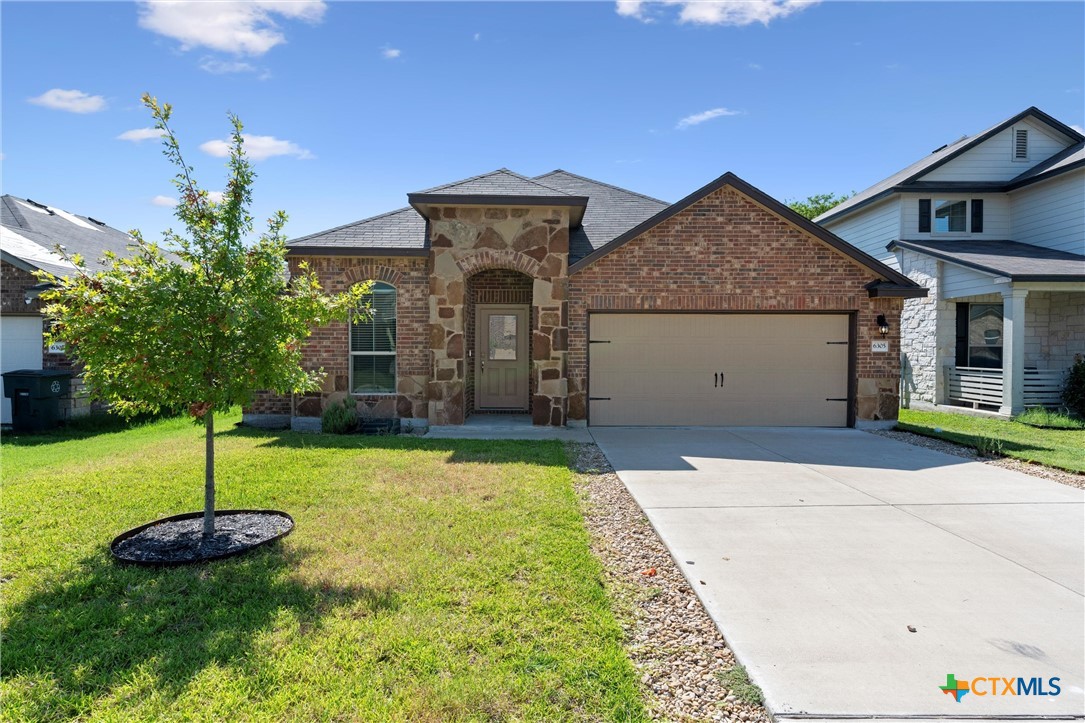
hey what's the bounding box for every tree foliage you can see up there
[787,192,852,220]
[39,94,367,538]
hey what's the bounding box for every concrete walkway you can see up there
[591,427,1085,720]
[425,414,593,442]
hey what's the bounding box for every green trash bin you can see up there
[2,369,72,433]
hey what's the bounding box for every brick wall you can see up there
[245,255,430,420]
[567,185,904,422]
[2,261,42,315]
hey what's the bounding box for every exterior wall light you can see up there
[876,314,890,336]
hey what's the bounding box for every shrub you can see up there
[1064,359,1085,417]
[322,398,358,434]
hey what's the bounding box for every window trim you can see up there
[930,196,971,236]
[348,281,398,395]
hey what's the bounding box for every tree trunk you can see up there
[203,409,215,540]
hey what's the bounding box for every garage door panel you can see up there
[589,314,849,427]
[1,315,45,425]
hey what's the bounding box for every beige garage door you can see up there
[589,314,850,427]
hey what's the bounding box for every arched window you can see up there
[350,282,396,393]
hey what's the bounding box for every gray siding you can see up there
[922,118,1074,183]
[820,197,899,268]
[1009,169,1085,254]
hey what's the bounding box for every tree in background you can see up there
[787,192,852,220]
[40,94,367,540]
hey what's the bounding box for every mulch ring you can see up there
[111,510,294,566]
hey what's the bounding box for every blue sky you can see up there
[3,1,1083,241]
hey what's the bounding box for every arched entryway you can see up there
[465,269,534,418]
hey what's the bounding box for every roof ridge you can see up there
[534,169,670,205]
[1,195,30,230]
[287,206,418,245]
[415,168,574,196]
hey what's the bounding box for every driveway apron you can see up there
[590,427,1084,720]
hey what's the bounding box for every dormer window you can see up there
[1013,127,1029,161]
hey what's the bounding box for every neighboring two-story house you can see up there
[817,107,1085,416]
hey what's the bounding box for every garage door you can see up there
[589,314,850,427]
[1,315,45,424]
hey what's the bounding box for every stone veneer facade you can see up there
[248,182,915,428]
[426,205,570,425]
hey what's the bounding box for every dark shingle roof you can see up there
[889,239,1085,282]
[287,206,427,254]
[532,170,670,263]
[1008,142,1085,186]
[817,107,1085,224]
[413,169,573,197]
[1,195,137,277]
[287,169,667,260]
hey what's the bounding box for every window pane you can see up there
[488,314,517,360]
[934,199,967,232]
[968,303,1002,368]
[352,354,396,393]
[351,284,396,353]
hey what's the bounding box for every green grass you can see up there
[2,410,646,721]
[715,665,763,706]
[897,408,1085,473]
[1014,408,1085,430]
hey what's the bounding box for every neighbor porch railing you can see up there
[944,366,1066,410]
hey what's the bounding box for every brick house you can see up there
[245,169,926,430]
[1,195,140,424]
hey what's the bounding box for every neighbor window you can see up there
[350,282,396,393]
[963,303,1003,369]
[933,199,968,233]
[919,198,982,234]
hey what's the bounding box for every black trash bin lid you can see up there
[1,369,72,378]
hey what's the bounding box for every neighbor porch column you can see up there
[999,288,1028,416]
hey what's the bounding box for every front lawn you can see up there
[2,411,644,721]
[897,408,1085,473]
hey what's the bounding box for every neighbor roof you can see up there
[888,239,1085,282]
[287,169,666,263]
[816,107,1085,225]
[1,195,136,278]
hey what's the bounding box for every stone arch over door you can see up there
[427,205,570,425]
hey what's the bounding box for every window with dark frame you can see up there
[956,302,1003,369]
[350,282,397,393]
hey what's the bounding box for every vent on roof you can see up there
[25,198,56,215]
[87,217,106,226]
[1014,128,1029,160]
[931,143,948,153]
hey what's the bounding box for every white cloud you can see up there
[28,88,107,114]
[676,107,742,130]
[382,47,401,59]
[117,127,166,143]
[136,0,326,56]
[747,62,762,70]
[618,0,817,26]
[200,57,257,74]
[207,191,226,203]
[151,195,178,207]
[199,134,314,161]
[473,32,481,41]
[1071,124,1085,135]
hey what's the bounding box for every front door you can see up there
[476,305,529,410]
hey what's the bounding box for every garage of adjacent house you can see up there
[588,313,852,427]
[0,315,43,424]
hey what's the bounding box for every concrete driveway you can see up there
[590,427,1084,720]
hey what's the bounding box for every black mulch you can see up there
[112,512,293,565]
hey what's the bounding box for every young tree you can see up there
[787,192,852,220]
[40,94,366,540]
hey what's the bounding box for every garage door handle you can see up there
[714,372,718,388]
[825,398,848,402]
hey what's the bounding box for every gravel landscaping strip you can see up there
[867,429,1085,490]
[569,442,771,722]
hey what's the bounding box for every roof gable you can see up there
[817,107,1085,224]
[570,172,924,296]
